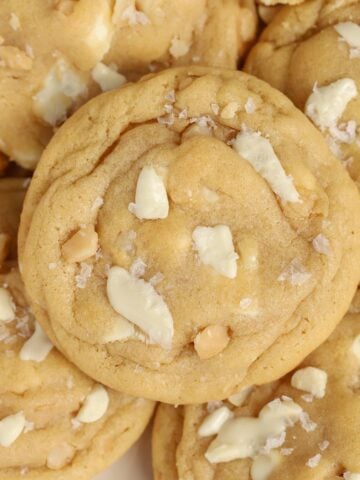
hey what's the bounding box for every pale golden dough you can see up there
[0,267,155,480]
[245,0,360,187]
[19,66,360,404]
[0,0,257,169]
[153,313,360,480]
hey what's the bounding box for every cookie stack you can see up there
[1,1,360,479]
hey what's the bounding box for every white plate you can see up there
[95,425,153,480]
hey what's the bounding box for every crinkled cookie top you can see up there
[153,312,360,480]
[0,0,256,169]
[0,267,154,480]
[19,66,360,404]
[245,0,360,187]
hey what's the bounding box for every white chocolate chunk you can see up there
[228,386,253,407]
[344,473,360,480]
[107,266,174,348]
[205,397,302,463]
[251,452,280,480]
[351,335,360,360]
[305,79,358,130]
[0,412,25,447]
[335,22,360,54]
[33,59,87,126]
[91,63,126,92]
[75,384,109,423]
[198,406,234,437]
[233,131,300,203]
[19,322,53,362]
[131,166,169,220]
[291,367,327,398]
[192,225,239,279]
[0,287,15,322]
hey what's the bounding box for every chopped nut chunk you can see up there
[194,325,230,359]
[62,225,98,263]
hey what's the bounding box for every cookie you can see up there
[0,0,257,169]
[0,177,28,265]
[0,265,155,479]
[19,66,360,404]
[245,0,360,188]
[153,311,360,480]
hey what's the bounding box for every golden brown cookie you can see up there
[245,0,360,188]
[0,177,28,265]
[19,66,360,404]
[0,0,257,169]
[0,265,155,479]
[153,312,360,480]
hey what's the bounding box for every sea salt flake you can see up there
[299,411,317,432]
[66,376,74,389]
[260,431,286,454]
[157,113,175,126]
[9,13,21,31]
[306,453,321,468]
[207,400,224,413]
[210,103,220,115]
[280,447,294,456]
[319,440,329,451]
[190,115,216,130]
[165,90,176,103]
[130,258,146,278]
[178,109,187,119]
[48,262,57,270]
[278,258,312,286]
[301,394,314,403]
[91,196,104,211]
[169,37,190,58]
[121,6,150,25]
[245,97,256,114]
[312,234,330,255]
[75,263,93,289]
[239,298,252,309]
[71,418,81,430]
[23,420,34,433]
[25,44,34,58]
[149,272,164,286]
[164,104,173,114]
